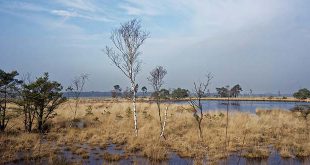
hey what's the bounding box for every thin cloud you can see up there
[118,0,181,16]
[119,3,160,16]
[0,1,48,12]
[55,0,98,12]
[51,10,78,18]
[50,9,112,22]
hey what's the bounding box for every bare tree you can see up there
[66,74,88,120]
[147,66,168,138]
[105,19,149,136]
[188,73,213,139]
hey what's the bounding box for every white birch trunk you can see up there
[132,83,138,136]
[160,106,168,137]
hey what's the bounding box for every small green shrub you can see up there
[85,105,93,116]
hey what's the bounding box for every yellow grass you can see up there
[1,99,310,164]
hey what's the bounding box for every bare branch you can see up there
[106,19,149,81]
[189,72,213,139]
[147,66,167,93]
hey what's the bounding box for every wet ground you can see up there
[7,142,310,165]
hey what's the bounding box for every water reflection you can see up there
[219,149,310,165]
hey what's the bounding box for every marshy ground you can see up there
[1,99,310,164]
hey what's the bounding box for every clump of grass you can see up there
[142,142,168,161]
[279,147,293,158]
[126,107,132,117]
[242,147,270,159]
[294,144,310,158]
[142,110,152,119]
[81,152,90,159]
[48,155,71,165]
[102,152,122,161]
[73,147,88,155]
[85,105,93,116]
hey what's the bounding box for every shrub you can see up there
[293,88,310,100]
[85,105,93,116]
[171,88,189,99]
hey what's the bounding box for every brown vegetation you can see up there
[1,99,310,164]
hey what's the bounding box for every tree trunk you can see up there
[160,106,168,138]
[0,108,4,132]
[24,107,28,132]
[38,119,43,133]
[198,119,203,139]
[0,88,7,132]
[225,96,230,153]
[132,83,138,136]
[74,98,78,120]
[27,108,34,133]
[156,99,163,136]
[198,99,203,139]
[37,108,44,133]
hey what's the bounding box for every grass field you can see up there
[1,99,310,164]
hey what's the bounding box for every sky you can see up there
[0,0,310,94]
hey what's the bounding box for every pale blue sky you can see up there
[1,0,310,94]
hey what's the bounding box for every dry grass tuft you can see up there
[102,152,122,161]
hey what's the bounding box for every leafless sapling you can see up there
[188,73,213,139]
[105,19,149,136]
[66,74,88,120]
[147,66,168,138]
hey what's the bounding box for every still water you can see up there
[176,100,310,113]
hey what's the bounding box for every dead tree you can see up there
[147,66,167,138]
[189,73,213,139]
[105,19,149,136]
[66,74,88,120]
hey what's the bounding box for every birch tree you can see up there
[105,19,149,136]
[66,74,88,120]
[147,66,168,138]
[189,73,213,138]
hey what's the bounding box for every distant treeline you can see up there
[64,91,293,98]
[63,91,151,98]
